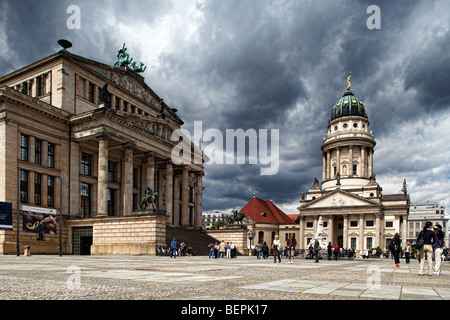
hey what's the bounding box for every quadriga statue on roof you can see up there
[114,43,133,69]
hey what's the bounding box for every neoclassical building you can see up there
[0,43,204,255]
[298,76,409,252]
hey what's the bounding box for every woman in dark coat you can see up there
[390,233,402,268]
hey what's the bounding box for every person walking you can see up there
[313,238,320,263]
[219,240,226,258]
[433,224,444,276]
[390,233,401,268]
[286,234,297,264]
[405,242,412,264]
[208,241,215,259]
[255,242,262,259]
[327,242,333,261]
[226,242,231,258]
[333,244,339,261]
[418,221,437,276]
[171,238,178,258]
[262,242,269,259]
[272,235,281,263]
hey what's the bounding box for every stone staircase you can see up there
[165,227,220,256]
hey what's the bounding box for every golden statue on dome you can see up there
[347,71,352,91]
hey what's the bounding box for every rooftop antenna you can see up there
[57,39,72,51]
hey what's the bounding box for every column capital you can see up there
[96,133,110,141]
[122,142,135,151]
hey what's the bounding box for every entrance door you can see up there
[337,235,343,248]
[80,236,93,255]
[72,227,93,255]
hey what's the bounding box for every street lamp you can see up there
[247,230,255,256]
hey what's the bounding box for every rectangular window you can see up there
[20,134,28,162]
[81,182,91,218]
[107,188,115,216]
[36,74,46,96]
[35,139,42,165]
[306,222,313,228]
[34,173,41,205]
[366,220,374,227]
[47,175,54,207]
[107,161,116,182]
[386,221,393,228]
[48,143,55,168]
[123,102,128,112]
[88,83,95,103]
[130,104,135,113]
[81,153,92,176]
[133,168,139,188]
[351,237,357,249]
[350,220,358,227]
[353,164,358,175]
[115,97,120,110]
[366,237,373,249]
[20,169,28,203]
[97,86,102,104]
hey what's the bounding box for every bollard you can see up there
[24,246,31,256]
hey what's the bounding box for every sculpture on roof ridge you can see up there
[114,43,146,74]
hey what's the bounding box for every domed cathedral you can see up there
[297,73,410,255]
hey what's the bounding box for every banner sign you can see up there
[22,206,57,234]
[0,202,13,231]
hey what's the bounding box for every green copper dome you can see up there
[331,90,367,121]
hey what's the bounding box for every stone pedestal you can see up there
[89,209,167,256]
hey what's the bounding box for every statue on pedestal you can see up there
[139,187,158,210]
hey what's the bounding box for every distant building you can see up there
[407,201,447,246]
[239,196,298,245]
[202,211,231,229]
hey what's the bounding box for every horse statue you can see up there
[114,43,133,69]
[227,210,246,225]
[131,61,147,73]
[139,187,158,210]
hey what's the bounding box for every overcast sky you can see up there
[1,0,449,214]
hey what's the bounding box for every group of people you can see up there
[208,241,238,259]
[170,238,194,258]
[388,222,445,276]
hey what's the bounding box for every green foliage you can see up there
[210,219,225,230]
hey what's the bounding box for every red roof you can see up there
[239,197,296,224]
[287,214,299,222]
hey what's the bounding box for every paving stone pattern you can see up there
[0,255,448,300]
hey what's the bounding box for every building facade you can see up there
[407,201,447,246]
[0,45,205,255]
[202,211,231,230]
[297,77,410,253]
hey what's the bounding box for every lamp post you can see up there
[247,230,255,256]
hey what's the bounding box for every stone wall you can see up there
[206,226,249,255]
[88,210,167,256]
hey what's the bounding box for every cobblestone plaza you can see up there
[0,255,449,301]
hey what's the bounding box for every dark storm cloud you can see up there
[1,0,449,211]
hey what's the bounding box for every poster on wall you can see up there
[0,202,13,231]
[22,206,57,234]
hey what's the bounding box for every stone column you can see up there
[85,79,89,100]
[343,214,349,249]
[336,147,340,178]
[298,215,305,249]
[348,145,353,176]
[144,152,156,192]
[322,153,326,181]
[97,135,109,217]
[368,149,374,177]
[165,161,173,222]
[173,176,181,226]
[401,214,407,250]
[327,215,334,245]
[361,146,366,177]
[195,173,203,229]
[122,144,134,216]
[326,150,331,180]
[181,166,189,227]
[375,212,382,248]
[359,213,364,250]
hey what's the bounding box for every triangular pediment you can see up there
[301,190,380,209]
[64,51,164,113]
